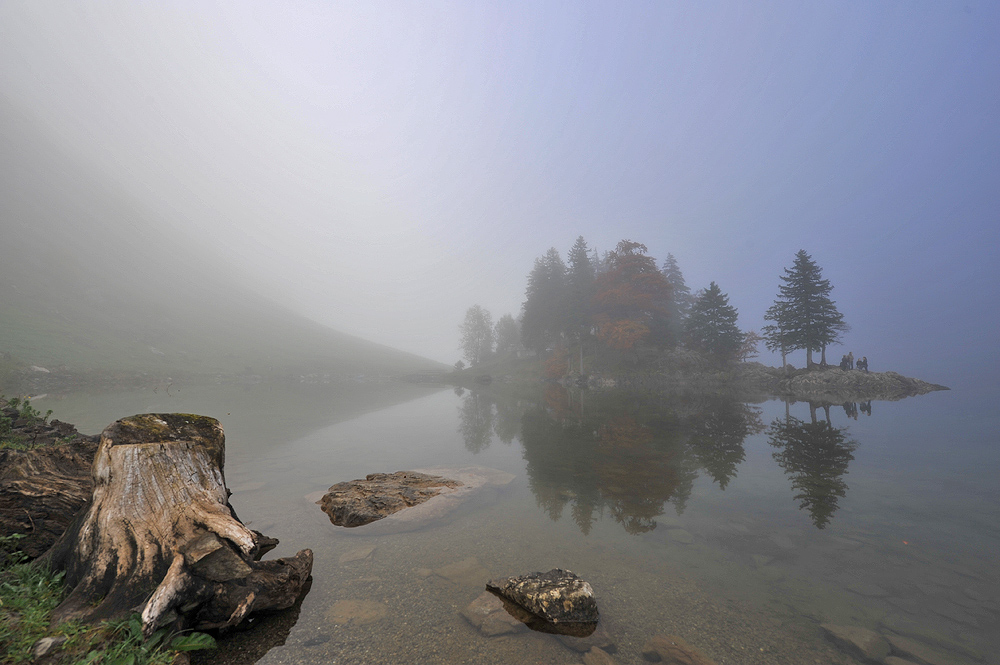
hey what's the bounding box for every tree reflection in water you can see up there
[459,385,768,535]
[767,405,858,529]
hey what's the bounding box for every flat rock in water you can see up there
[316,466,515,534]
[820,624,891,662]
[434,556,490,586]
[640,635,717,664]
[884,633,972,665]
[583,647,619,665]
[338,545,375,564]
[460,591,528,637]
[317,471,462,527]
[325,599,388,625]
[557,623,615,653]
[486,568,598,627]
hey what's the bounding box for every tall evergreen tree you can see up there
[661,253,692,346]
[459,304,494,365]
[764,250,848,367]
[684,282,743,361]
[566,236,596,337]
[521,248,568,354]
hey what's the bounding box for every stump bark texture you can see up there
[42,413,312,635]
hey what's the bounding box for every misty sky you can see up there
[2,2,998,388]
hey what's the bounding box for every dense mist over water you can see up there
[1,3,998,391]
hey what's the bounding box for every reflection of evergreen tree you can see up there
[686,398,762,490]
[768,416,858,529]
[458,391,494,453]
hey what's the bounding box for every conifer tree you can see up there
[764,250,847,367]
[521,248,567,354]
[661,253,692,345]
[566,236,596,338]
[684,282,743,360]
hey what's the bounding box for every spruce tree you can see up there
[764,250,847,367]
[661,253,692,346]
[684,282,743,360]
[521,248,567,354]
[566,236,596,337]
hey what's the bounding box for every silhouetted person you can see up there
[840,355,850,370]
[847,351,854,370]
[858,356,868,372]
[859,401,872,416]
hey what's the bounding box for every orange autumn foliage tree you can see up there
[595,316,649,350]
[544,345,569,379]
[592,240,672,350]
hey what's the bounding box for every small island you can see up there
[450,240,947,401]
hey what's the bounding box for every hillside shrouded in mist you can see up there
[0,100,443,381]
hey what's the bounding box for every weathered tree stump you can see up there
[41,413,312,635]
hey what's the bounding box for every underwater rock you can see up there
[583,647,619,665]
[557,623,615,653]
[486,568,599,626]
[460,591,527,637]
[325,599,388,625]
[883,633,973,665]
[640,635,717,664]
[820,624,891,663]
[434,556,490,586]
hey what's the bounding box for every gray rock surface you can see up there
[317,471,463,527]
[884,633,972,665]
[820,623,891,662]
[314,466,515,533]
[640,635,718,664]
[582,647,619,665]
[486,568,598,626]
[460,591,527,637]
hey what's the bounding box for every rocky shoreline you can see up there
[453,352,949,403]
[582,362,950,403]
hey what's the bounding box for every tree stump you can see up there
[41,413,312,635]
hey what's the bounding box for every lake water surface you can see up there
[38,380,998,664]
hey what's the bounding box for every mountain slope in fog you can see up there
[0,100,443,379]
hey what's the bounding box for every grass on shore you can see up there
[0,535,215,665]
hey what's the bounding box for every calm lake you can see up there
[37,379,998,664]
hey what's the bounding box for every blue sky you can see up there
[1,1,997,388]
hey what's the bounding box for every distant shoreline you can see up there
[447,357,949,404]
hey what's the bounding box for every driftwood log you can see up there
[41,413,312,635]
[0,432,97,560]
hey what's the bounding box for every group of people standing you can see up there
[840,351,869,372]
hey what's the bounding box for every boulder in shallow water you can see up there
[486,568,598,628]
[820,624,891,663]
[315,466,515,534]
[317,471,462,527]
